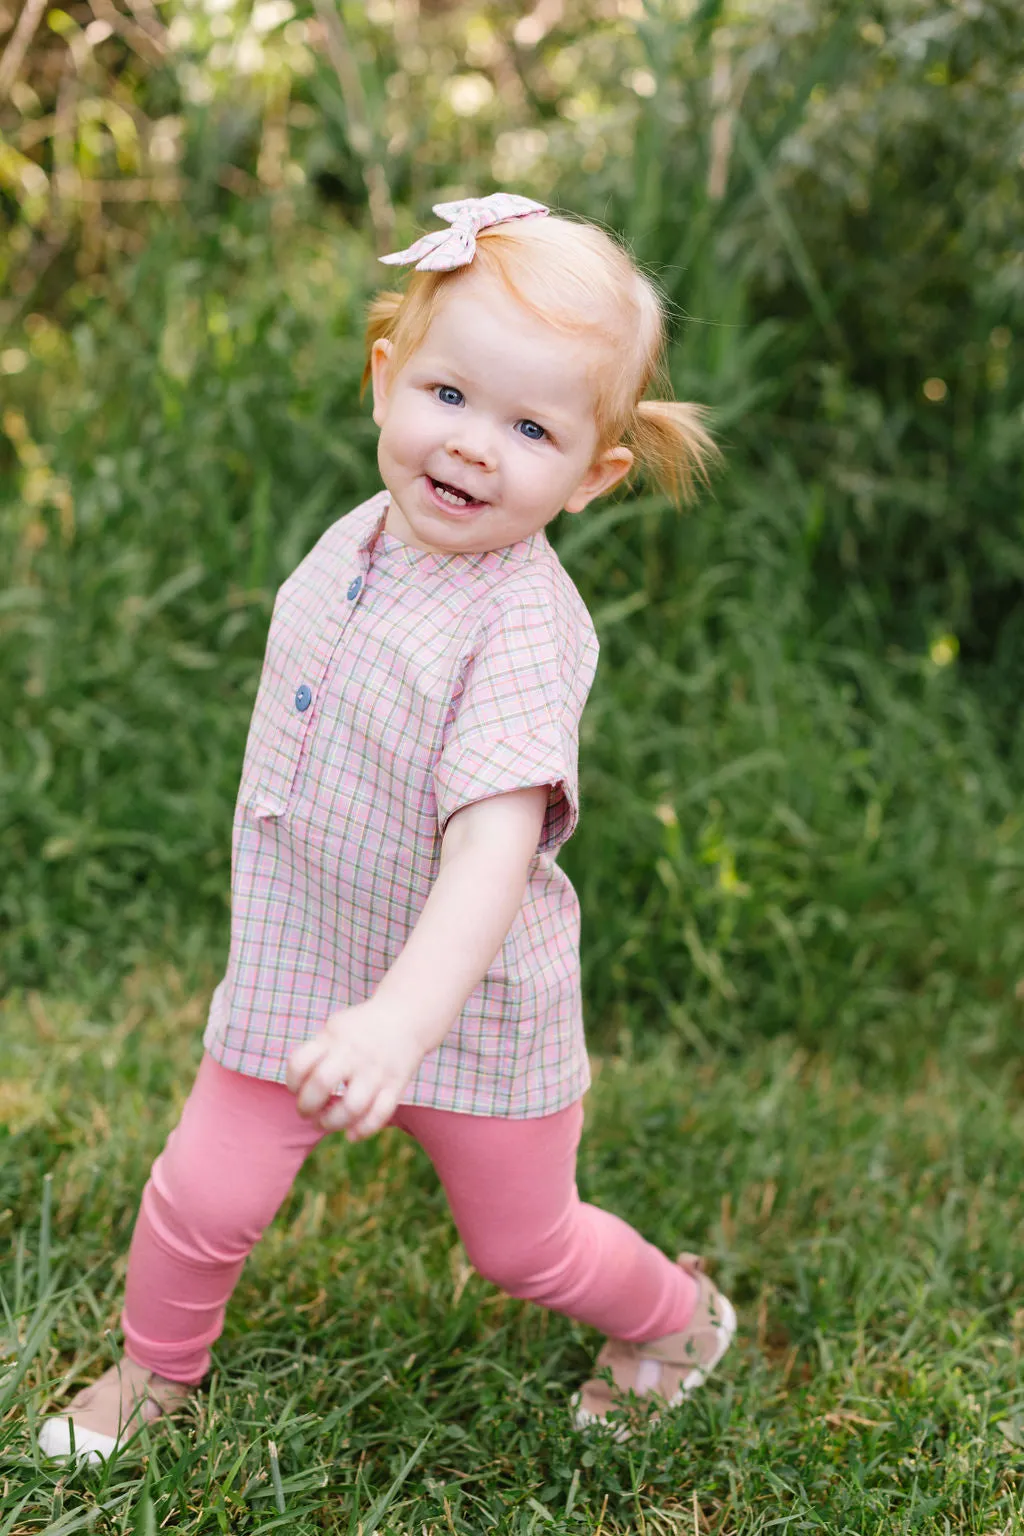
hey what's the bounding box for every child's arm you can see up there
[285,783,549,1140]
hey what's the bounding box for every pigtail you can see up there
[627,398,720,505]
[360,290,404,394]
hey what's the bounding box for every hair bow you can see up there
[379,194,549,273]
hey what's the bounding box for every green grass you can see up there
[3,964,1024,1534]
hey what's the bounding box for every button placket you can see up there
[245,538,378,818]
[287,558,371,792]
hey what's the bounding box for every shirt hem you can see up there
[203,1025,591,1119]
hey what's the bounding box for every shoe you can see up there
[573,1253,736,1437]
[38,1357,194,1464]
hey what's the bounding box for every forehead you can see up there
[412,271,606,398]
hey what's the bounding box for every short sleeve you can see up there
[433,575,599,856]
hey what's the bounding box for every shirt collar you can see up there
[356,489,548,572]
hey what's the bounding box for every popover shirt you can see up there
[203,490,599,1116]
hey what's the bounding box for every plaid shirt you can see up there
[203,491,599,1116]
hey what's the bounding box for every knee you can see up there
[144,1148,275,1267]
[466,1234,573,1303]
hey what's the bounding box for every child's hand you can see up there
[285,1002,425,1141]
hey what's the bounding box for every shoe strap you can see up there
[633,1255,717,1366]
[676,1251,706,1279]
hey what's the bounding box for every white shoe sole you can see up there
[38,1416,121,1465]
[572,1293,737,1437]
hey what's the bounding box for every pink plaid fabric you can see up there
[203,491,599,1116]
[379,193,549,272]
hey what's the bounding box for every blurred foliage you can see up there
[1,0,1023,1057]
[4,0,1022,666]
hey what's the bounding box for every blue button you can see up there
[294,684,312,713]
[347,575,362,600]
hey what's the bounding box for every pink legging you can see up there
[121,1054,696,1383]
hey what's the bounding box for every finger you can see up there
[346,1086,400,1143]
[320,1074,376,1133]
[285,1036,327,1095]
[296,1052,349,1119]
[316,1092,351,1134]
[297,1076,340,1120]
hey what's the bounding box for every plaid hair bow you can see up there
[379,193,549,273]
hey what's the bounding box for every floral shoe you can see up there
[573,1253,736,1436]
[38,1357,194,1464]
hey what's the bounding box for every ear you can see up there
[370,338,394,427]
[563,445,634,515]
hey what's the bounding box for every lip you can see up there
[424,475,488,519]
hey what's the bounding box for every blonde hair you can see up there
[362,211,719,504]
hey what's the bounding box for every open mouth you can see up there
[427,476,485,511]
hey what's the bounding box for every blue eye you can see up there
[517,419,546,442]
[436,385,463,406]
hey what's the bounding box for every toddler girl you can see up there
[40,193,735,1462]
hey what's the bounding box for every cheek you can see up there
[384,397,439,459]
[508,454,568,510]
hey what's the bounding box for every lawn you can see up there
[3,959,1023,1534]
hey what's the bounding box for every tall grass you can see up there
[2,209,376,985]
[2,195,1021,1065]
[567,463,1024,1066]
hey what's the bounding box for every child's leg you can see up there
[41,1054,323,1460]
[392,1100,697,1341]
[121,1053,325,1382]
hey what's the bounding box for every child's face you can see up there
[370,271,633,556]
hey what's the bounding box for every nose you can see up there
[444,421,496,473]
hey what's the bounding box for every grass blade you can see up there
[38,1173,52,1303]
[359,1430,432,1533]
[734,115,844,354]
[267,1439,286,1514]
